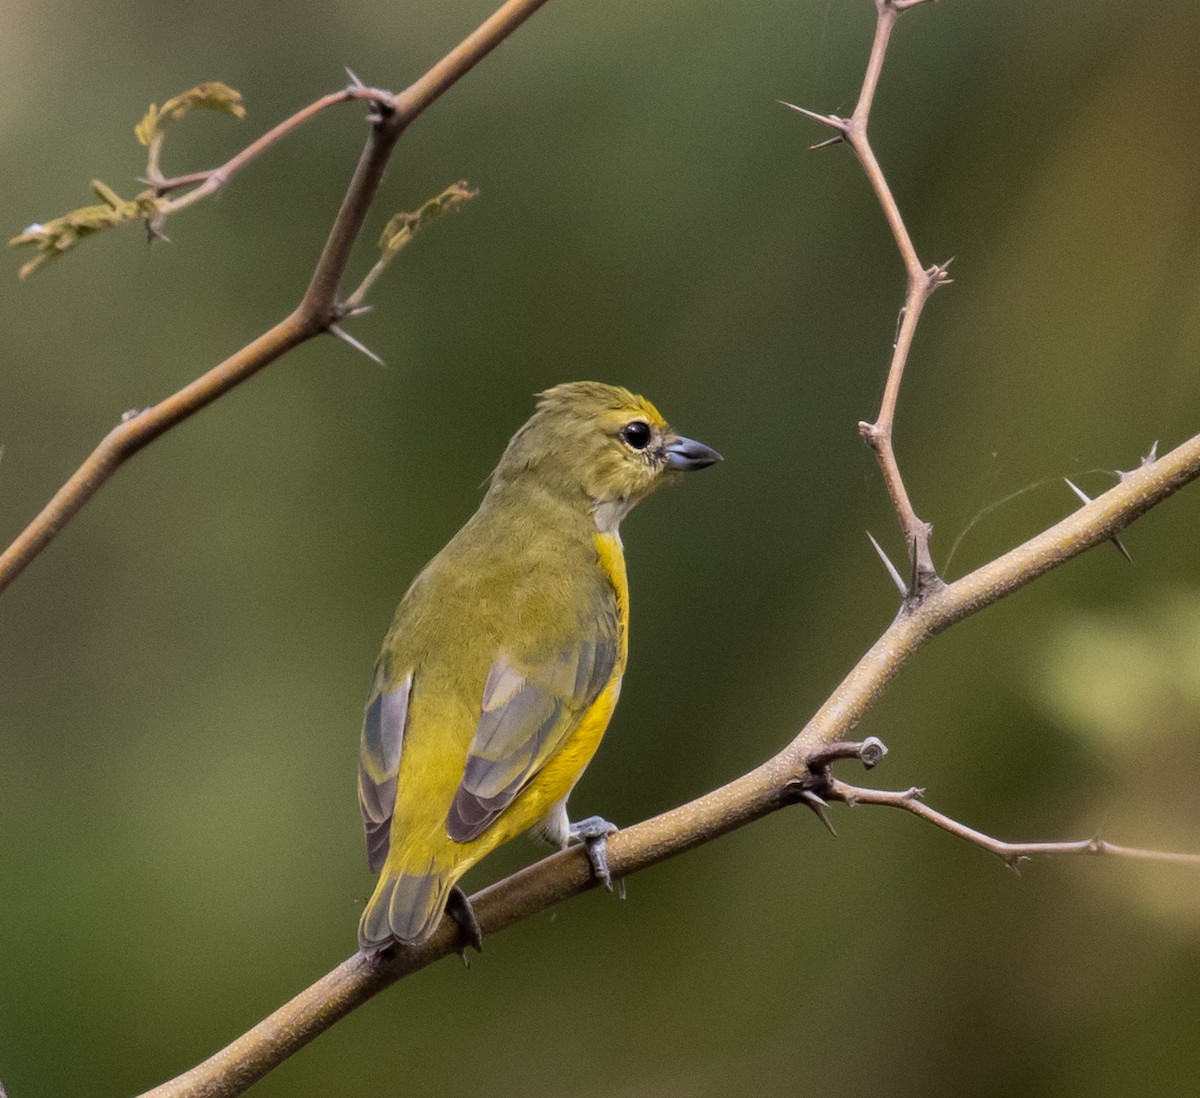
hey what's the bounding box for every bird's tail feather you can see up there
[359,865,453,951]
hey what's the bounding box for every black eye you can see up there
[620,421,651,450]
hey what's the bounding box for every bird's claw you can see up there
[445,885,483,964]
[569,815,624,897]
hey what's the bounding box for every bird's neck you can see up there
[592,497,633,537]
[484,477,631,539]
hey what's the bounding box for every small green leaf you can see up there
[9,181,167,279]
[91,179,124,208]
[133,103,161,147]
[135,81,245,146]
[378,180,478,256]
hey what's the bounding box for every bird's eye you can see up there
[620,421,651,450]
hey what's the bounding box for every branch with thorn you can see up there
[791,736,1200,871]
[0,0,546,597]
[782,0,948,604]
[1061,441,1161,565]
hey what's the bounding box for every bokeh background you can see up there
[4,0,1200,1094]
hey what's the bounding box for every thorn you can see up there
[330,324,385,366]
[120,408,143,423]
[1065,479,1132,562]
[867,531,908,596]
[927,258,954,288]
[344,304,373,318]
[345,67,366,89]
[1004,857,1023,877]
[1063,477,1090,506]
[800,790,838,836]
[1116,441,1160,482]
[778,101,846,132]
[809,134,845,151]
[145,218,171,246]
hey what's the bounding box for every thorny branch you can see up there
[0,0,553,597]
[782,0,947,601]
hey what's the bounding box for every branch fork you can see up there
[788,737,890,833]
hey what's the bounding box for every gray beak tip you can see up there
[665,436,723,471]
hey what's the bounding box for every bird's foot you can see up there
[568,816,624,898]
[445,885,483,965]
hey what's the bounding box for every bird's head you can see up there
[489,381,721,531]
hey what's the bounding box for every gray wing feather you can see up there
[358,670,412,872]
[445,630,618,844]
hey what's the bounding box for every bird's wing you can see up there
[358,669,412,872]
[446,625,618,844]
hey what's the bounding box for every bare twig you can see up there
[342,179,479,312]
[137,427,1200,1098]
[149,85,395,209]
[0,0,553,597]
[782,0,947,600]
[829,780,1200,870]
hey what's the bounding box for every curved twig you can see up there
[150,86,395,210]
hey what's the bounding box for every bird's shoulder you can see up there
[377,487,621,687]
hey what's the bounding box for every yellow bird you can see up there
[357,381,720,952]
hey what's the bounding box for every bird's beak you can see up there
[664,435,723,471]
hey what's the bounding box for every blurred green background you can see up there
[4,0,1200,1094]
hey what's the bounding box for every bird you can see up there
[357,381,721,953]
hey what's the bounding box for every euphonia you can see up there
[357,381,720,952]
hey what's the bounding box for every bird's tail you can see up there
[359,863,454,951]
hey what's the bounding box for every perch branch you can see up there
[0,0,553,598]
[830,780,1200,869]
[137,428,1200,1098]
[782,0,947,599]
